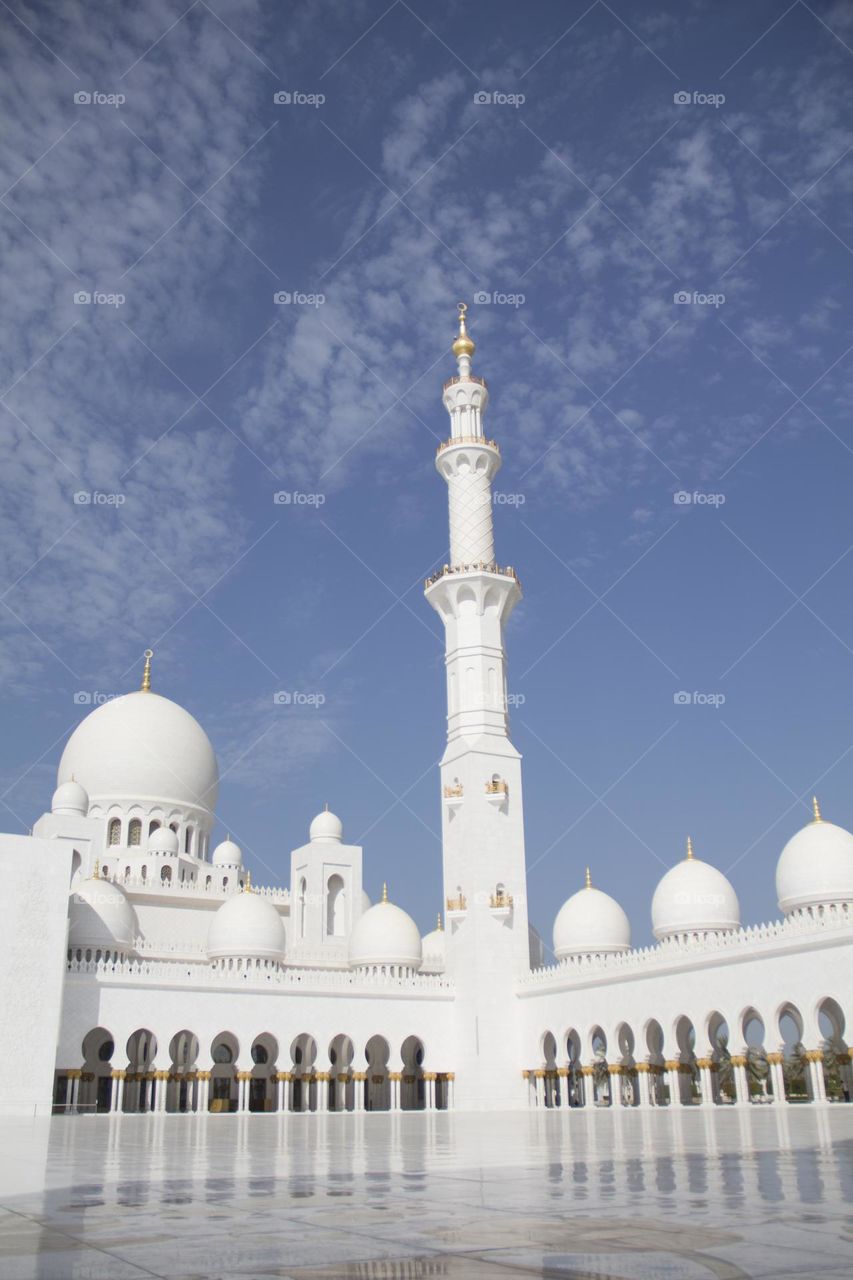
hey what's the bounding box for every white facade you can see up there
[0,307,851,1118]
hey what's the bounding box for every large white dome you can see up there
[776,803,853,915]
[57,690,218,814]
[652,840,740,940]
[69,877,137,952]
[349,892,422,971]
[207,891,286,962]
[553,873,631,958]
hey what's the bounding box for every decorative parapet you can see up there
[442,374,487,391]
[485,779,508,795]
[101,869,290,904]
[425,563,520,589]
[437,435,499,455]
[446,895,467,912]
[489,892,513,909]
[65,954,454,996]
[517,909,853,993]
[443,784,464,798]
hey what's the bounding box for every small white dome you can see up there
[776,803,853,915]
[148,826,179,855]
[51,779,89,816]
[349,893,422,970]
[421,919,446,972]
[69,877,137,952]
[207,891,286,962]
[58,690,218,813]
[553,874,631,958]
[309,808,343,842]
[652,840,740,939]
[212,838,243,868]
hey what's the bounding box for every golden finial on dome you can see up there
[812,795,823,823]
[382,881,389,903]
[585,866,592,889]
[93,858,100,879]
[243,869,253,893]
[686,836,694,860]
[436,912,443,931]
[451,301,475,360]
[141,649,153,692]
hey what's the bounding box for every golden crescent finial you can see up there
[243,869,252,893]
[382,881,389,904]
[93,858,100,879]
[585,866,592,889]
[686,835,694,860]
[812,795,822,823]
[141,649,153,692]
[437,911,443,931]
[452,301,475,359]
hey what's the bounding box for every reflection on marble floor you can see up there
[0,1107,850,1279]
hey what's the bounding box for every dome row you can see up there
[553,809,853,958]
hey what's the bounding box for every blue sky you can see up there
[2,0,853,951]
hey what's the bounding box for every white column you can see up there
[610,1068,624,1107]
[353,1074,364,1112]
[275,1076,283,1113]
[112,1073,125,1113]
[637,1066,652,1109]
[198,1074,210,1112]
[731,1057,750,1106]
[767,1055,787,1104]
[808,1053,827,1102]
[446,1074,455,1109]
[665,1062,682,1107]
[316,1073,329,1113]
[67,1074,79,1114]
[697,1061,714,1107]
[390,1074,401,1112]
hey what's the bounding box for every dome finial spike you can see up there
[93,858,100,880]
[437,911,443,931]
[244,868,252,893]
[686,835,694,860]
[382,881,389,904]
[812,795,822,823]
[585,866,592,889]
[141,648,153,692]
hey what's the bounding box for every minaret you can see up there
[425,304,531,1110]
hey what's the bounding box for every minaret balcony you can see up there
[489,891,513,917]
[436,435,500,455]
[442,374,487,391]
[425,563,520,589]
[485,778,509,810]
[446,894,467,917]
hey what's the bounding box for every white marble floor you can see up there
[0,1106,850,1279]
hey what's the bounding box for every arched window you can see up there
[107,818,121,846]
[128,819,142,846]
[184,827,192,854]
[140,865,147,883]
[124,865,131,883]
[169,822,179,834]
[205,875,212,890]
[148,820,161,837]
[161,865,172,884]
[222,876,228,889]
[326,874,345,937]
[299,877,308,939]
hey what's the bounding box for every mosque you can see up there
[1,307,851,1119]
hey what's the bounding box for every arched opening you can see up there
[817,997,851,1102]
[107,818,121,846]
[364,1035,391,1111]
[741,1008,770,1103]
[541,1030,559,1108]
[124,1029,157,1113]
[565,1029,583,1107]
[299,877,308,939]
[777,1003,808,1100]
[616,1022,639,1107]
[78,1027,115,1113]
[326,873,345,937]
[184,827,192,854]
[250,1033,279,1112]
[644,1019,666,1106]
[167,1030,199,1113]
[328,1034,355,1111]
[210,1032,239,1113]
[289,1033,318,1112]
[590,1027,610,1106]
[672,1016,699,1105]
[706,1012,733,1104]
[401,1035,426,1110]
[128,818,142,846]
